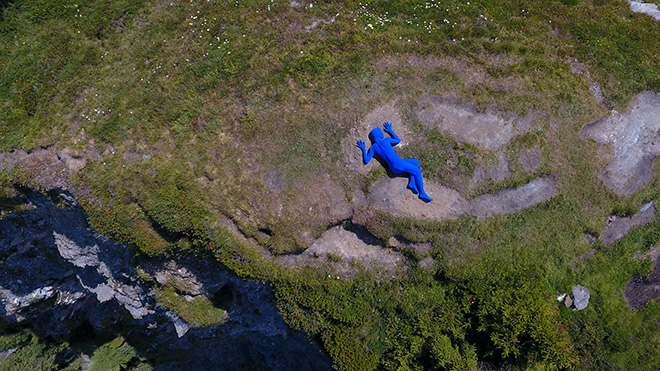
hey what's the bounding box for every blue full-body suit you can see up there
[357,123,432,201]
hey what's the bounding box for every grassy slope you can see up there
[2,0,660,369]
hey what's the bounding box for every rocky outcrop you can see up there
[414,95,542,152]
[0,189,333,370]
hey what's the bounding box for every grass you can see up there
[155,286,228,327]
[2,0,660,369]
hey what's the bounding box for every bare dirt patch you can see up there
[414,94,541,152]
[580,91,660,195]
[367,175,557,221]
[601,202,657,246]
[518,146,542,173]
[388,236,433,256]
[468,150,512,191]
[625,254,660,311]
[343,99,413,175]
[0,145,95,190]
[377,54,471,75]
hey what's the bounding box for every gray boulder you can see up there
[572,285,590,310]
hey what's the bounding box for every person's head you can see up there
[370,127,384,141]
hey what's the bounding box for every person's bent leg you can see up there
[408,174,419,194]
[413,169,432,201]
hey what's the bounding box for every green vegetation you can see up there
[2,0,660,369]
[89,336,148,371]
[0,323,150,371]
[155,286,228,327]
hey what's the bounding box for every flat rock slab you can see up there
[368,175,557,221]
[278,226,405,278]
[601,202,657,246]
[581,92,660,195]
[415,95,538,151]
[469,176,557,219]
[369,177,468,220]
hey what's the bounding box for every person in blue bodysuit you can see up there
[357,122,432,202]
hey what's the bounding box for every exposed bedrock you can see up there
[581,92,660,195]
[0,189,332,370]
[368,175,557,221]
[414,94,543,152]
[601,202,657,246]
[277,224,406,279]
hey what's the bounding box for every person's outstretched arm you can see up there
[357,140,374,164]
[384,122,400,145]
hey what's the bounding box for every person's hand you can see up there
[384,122,393,132]
[356,140,366,150]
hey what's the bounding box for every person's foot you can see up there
[408,181,419,194]
[419,193,433,202]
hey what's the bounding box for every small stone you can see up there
[564,295,573,308]
[173,318,190,338]
[572,285,590,310]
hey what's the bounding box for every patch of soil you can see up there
[601,202,657,246]
[367,175,557,221]
[580,92,660,195]
[377,54,471,74]
[518,146,542,173]
[414,94,541,152]
[388,236,433,256]
[262,167,287,192]
[285,172,355,245]
[468,150,512,190]
[342,99,413,175]
[0,146,91,190]
[625,259,660,311]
